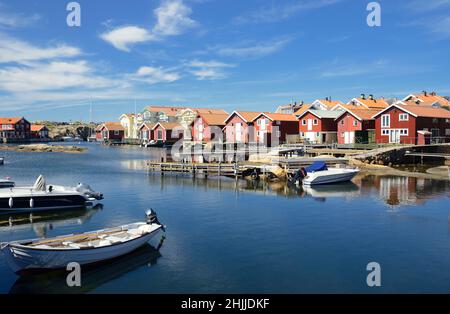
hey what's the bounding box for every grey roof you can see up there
[307,110,342,119]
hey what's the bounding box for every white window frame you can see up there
[381,114,390,128]
[353,120,358,127]
[114,130,120,135]
[445,129,450,136]
[399,113,409,121]
[302,120,307,126]
[276,130,281,138]
[313,119,318,125]
[381,129,389,136]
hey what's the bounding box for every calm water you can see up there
[0,143,449,293]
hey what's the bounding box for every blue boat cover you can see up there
[305,161,328,173]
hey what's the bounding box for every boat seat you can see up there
[97,240,112,247]
[34,245,53,249]
[105,236,126,244]
[127,228,143,236]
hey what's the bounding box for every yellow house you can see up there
[119,113,138,139]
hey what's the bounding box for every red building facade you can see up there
[297,110,340,144]
[192,113,229,142]
[223,111,260,144]
[252,113,298,146]
[0,117,31,140]
[98,122,125,141]
[373,104,450,144]
[335,109,379,144]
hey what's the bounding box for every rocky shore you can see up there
[0,144,86,154]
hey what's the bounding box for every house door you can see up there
[259,131,266,144]
[389,129,400,143]
[307,119,313,131]
[236,123,242,142]
[344,132,354,144]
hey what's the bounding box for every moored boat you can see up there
[0,175,103,214]
[0,178,15,188]
[291,161,360,186]
[0,210,165,274]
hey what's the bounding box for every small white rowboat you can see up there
[0,210,165,274]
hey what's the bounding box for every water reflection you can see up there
[9,244,162,294]
[145,172,449,207]
[0,204,103,238]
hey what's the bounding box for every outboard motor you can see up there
[290,167,307,184]
[146,209,165,231]
[76,183,104,200]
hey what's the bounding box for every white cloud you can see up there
[233,0,341,25]
[214,38,293,58]
[100,26,155,52]
[0,4,41,28]
[101,0,197,51]
[153,0,197,36]
[187,60,235,80]
[0,35,81,63]
[0,61,113,92]
[133,66,181,84]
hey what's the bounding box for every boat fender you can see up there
[8,197,13,208]
[30,198,34,208]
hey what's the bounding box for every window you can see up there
[381,114,390,128]
[257,119,261,126]
[382,130,389,136]
[446,129,450,136]
[399,113,408,121]
[399,129,408,136]
[316,132,320,137]
[300,132,305,137]
[446,119,450,124]
[313,119,318,125]
[157,130,163,140]
[433,118,438,124]
[341,132,344,137]
[353,120,358,127]
[302,120,307,125]
[276,131,281,138]
[341,120,344,125]
[114,131,120,135]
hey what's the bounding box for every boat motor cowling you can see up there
[76,183,104,200]
[146,209,165,231]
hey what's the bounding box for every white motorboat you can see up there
[1,210,165,274]
[291,162,360,186]
[0,178,15,188]
[0,175,103,213]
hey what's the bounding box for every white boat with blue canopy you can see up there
[291,161,360,186]
[0,210,165,275]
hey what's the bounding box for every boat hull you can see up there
[0,194,89,214]
[1,227,162,274]
[302,169,360,186]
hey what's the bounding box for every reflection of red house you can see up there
[97,122,125,141]
[223,111,261,144]
[192,112,229,142]
[30,125,50,139]
[335,108,380,144]
[297,110,341,144]
[152,122,182,142]
[372,104,450,144]
[252,113,298,146]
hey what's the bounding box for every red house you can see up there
[335,108,380,144]
[30,124,50,139]
[0,117,31,140]
[223,111,261,144]
[192,112,229,142]
[372,104,450,144]
[97,122,125,141]
[297,110,341,144]
[252,113,298,146]
[151,122,182,143]
[138,123,155,142]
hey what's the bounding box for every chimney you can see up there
[325,97,329,102]
[422,90,427,96]
[361,93,366,100]
[431,91,436,96]
[369,94,374,100]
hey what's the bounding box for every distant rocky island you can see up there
[0,144,86,154]
[34,121,97,141]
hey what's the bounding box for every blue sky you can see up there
[0,0,449,122]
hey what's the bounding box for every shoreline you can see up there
[0,144,86,154]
